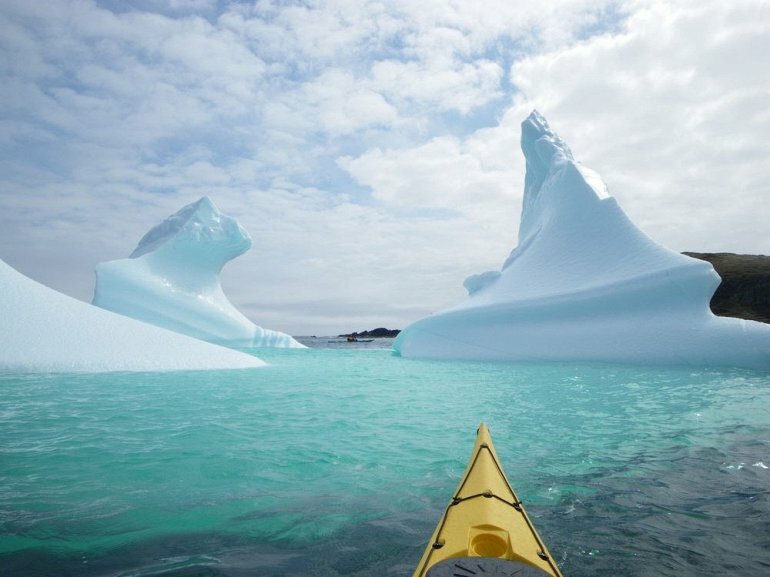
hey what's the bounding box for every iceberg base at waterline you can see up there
[393,294,770,369]
[394,111,770,370]
[0,259,265,373]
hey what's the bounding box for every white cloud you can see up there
[384,0,626,52]
[1,0,768,336]
[339,133,517,216]
[219,0,401,65]
[262,68,401,137]
[370,58,503,114]
[509,0,770,252]
[222,187,513,335]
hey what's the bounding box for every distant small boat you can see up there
[346,337,374,342]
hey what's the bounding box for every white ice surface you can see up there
[93,197,304,349]
[0,258,265,373]
[394,111,770,369]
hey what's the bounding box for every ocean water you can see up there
[1,339,769,577]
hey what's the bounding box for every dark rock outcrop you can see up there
[340,327,401,338]
[684,252,770,324]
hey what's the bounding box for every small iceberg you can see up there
[93,197,304,348]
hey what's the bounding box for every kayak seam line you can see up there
[415,431,564,577]
[456,445,563,577]
[452,492,522,508]
[416,495,536,577]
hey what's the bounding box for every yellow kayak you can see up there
[413,424,563,577]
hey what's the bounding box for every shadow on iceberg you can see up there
[394,111,770,370]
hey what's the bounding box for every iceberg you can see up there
[394,111,770,370]
[0,258,265,373]
[93,197,304,348]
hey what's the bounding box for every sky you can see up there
[1,0,768,337]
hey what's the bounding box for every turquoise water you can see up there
[2,340,769,576]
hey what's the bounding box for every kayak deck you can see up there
[413,424,563,577]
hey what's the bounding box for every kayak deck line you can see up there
[413,424,563,577]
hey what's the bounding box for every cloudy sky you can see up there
[1,0,768,336]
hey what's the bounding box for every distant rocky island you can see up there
[684,252,770,324]
[340,327,401,338]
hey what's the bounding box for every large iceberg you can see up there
[0,258,264,372]
[93,197,303,348]
[394,111,770,370]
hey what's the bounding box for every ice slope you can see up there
[394,111,770,369]
[93,197,304,348]
[0,259,265,373]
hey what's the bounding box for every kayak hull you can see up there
[413,424,562,577]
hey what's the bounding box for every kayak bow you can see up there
[413,424,563,577]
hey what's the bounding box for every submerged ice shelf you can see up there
[394,111,770,369]
[93,197,303,349]
[0,258,265,373]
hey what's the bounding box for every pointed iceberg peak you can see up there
[518,111,608,244]
[520,111,575,226]
[521,110,574,168]
[130,196,251,261]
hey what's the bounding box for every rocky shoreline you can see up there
[684,252,770,324]
[339,327,401,338]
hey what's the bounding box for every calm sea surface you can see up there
[1,338,769,576]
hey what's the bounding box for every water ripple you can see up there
[1,351,769,576]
